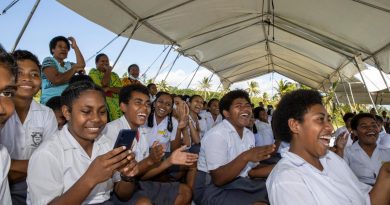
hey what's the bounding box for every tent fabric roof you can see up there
[58,0,390,94]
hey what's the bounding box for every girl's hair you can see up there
[207,98,219,108]
[189,94,203,120]
[61,81,105,111]
[0,45,18,79]
[95,53,108,64]
[12,50,41,70]
[147,92,173,132]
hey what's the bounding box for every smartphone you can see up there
[113,129,137,150]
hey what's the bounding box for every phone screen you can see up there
[113,129,137,150]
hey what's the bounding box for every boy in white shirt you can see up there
[104,84,198,205]
[0,45,18,205]
[0,50,57,204]
[195,90,275,205]
[344,113,390,185]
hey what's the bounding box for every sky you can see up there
[0,0,292,96]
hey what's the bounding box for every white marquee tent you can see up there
[57,0,390,104]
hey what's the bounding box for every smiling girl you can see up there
[27,81,138,205]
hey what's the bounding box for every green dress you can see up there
[88,68,122,121]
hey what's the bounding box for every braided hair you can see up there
[147,91,174,132]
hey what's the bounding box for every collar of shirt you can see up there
[119,116,150,140]
[222,119,252,137]
[282,151,332,175]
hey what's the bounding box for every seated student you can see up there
[266,89,390,205]
[374,115,390,146]
[46,96,66,130]
[204,98,223,131]
[195,90,275,205]
[103,84,198,205]
[27,81,138,205]
[0,50,57,205]
[147,83,157,102]
[334,112,355,147]
[0,45,18,205]
[89,54,123,121]
[343,113,390,185]
[254,107,274,147]
[187,95,207,153]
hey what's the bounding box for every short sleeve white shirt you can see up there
[189,115,208,140]
[204,112,222,131]
[0,145,11,205]
[266,151,372,205]
[344,142,390,185]
[147,115,178,152]
[198,120,257,177]
[0,101,57,160]
[27,125,117,205]
[103,116,150,162]
[333,126,353,147]
[378,132,390,148]
[254,120,274,146]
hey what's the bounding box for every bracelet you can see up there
[120,174,136,183]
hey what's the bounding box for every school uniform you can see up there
[266,151,372,205]
[26,124,118,205]
[0,100,57,205]
[334,126,353,147]
[204,112,222,131]
[344,142,390,185]
[147,114,179,152]
[254,120,274,146]
[195,119,267,205]
[0,145,11,205]
[378,132,390,148]
[104,116,180,205]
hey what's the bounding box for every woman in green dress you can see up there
[88,53,122,121]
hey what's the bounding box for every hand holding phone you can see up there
[113,129,137,151]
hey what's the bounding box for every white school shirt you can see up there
[266,151,372,205]
[333,126,353,147]
[379,132,390,148]
[0,145,11,205]
[204,112,222,131]
[27,125,119,205]
[344,142,390,185]
[254,120,274,146]
[198,119,257,177]
[103,116,150,162]
[189,115,207,140]
[147,114,178,152]
[0,100,57,160]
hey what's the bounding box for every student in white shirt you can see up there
[27,81,138,205]
[0,50,57,205]
[333,112,355,147]
[267,89,390,205]
[147,83,157,103]
[187,95,207,153]
[195,90,275,205]
[204,98,222,131]
[254,106,274,146]
[343,113,390,185]
[146,92,190,152]
[46,96,67,130]
[0,46,18,205]
[104,84,198,205]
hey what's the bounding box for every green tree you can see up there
[246,81,260,97]
[157,80,170,92]
[274,80,296,99]
[198,77,212,100]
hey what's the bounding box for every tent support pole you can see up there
[112,19,140,69]
[163,53,181,81]
[153,45,173,82]
[12,0,41,52]
[373,57,390,92]
[337,71,354,112]
[353,55,377,112]
[186,65,201,89]
[347,82,356,106]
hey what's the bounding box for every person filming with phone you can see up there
[40,36,85,104]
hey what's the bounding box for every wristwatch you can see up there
[120,174,136,183]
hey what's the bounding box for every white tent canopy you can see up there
[58,0,390,102]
